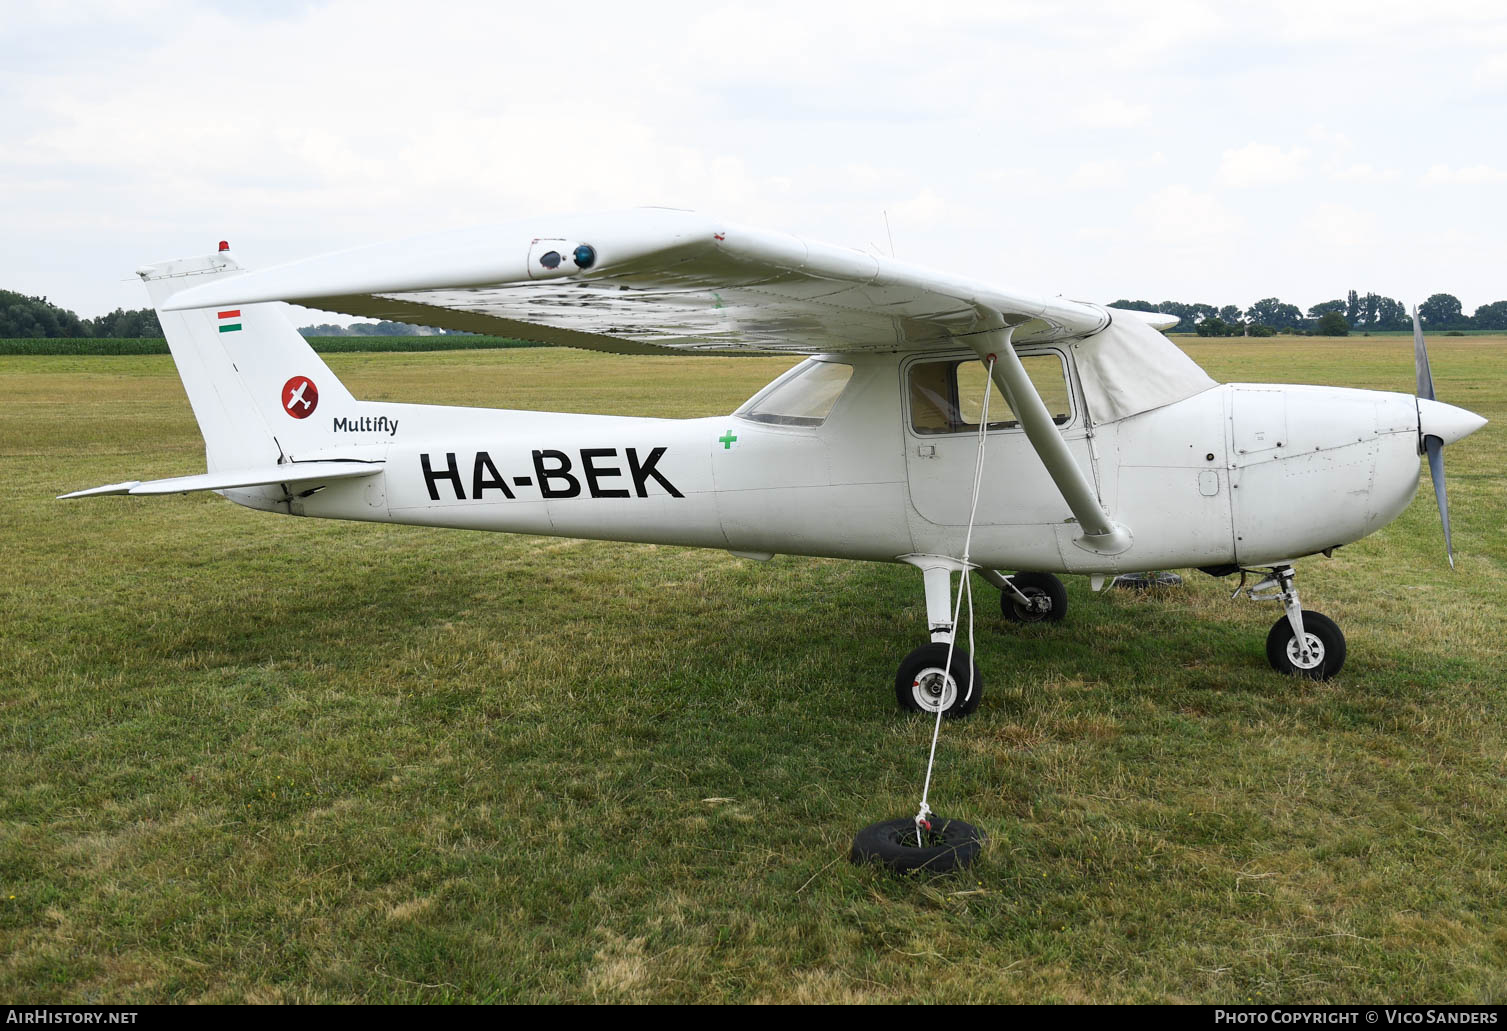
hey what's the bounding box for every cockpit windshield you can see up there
[737,360,854,427]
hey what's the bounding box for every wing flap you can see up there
[59,461,384,499]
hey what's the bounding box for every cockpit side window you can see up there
[909,354,1072,435]
[738,360,854,427]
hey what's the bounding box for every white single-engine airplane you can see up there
[63,209,1486,717]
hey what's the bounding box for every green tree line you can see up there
[0,291,466,339]
[6,286,1507,342]
[1112,290,1507,337]
[296,322,471,337]
[0,290,164,338]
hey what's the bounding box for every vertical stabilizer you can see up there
[140,249,354,471]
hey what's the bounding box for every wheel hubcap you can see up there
[1286,632,1325,670]
[911,667,957,712]
[1016,588,1048,619]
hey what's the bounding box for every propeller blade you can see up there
[1425,435,1453,570]
[1412,305,1435,402]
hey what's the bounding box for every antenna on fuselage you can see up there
[883,210,896,258]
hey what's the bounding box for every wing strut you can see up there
[966,309,1132,555]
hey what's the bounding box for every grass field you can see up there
[1,338,1504,1003]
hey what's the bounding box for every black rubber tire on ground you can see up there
[850,815,985,874]
[894,642,983,718]
[1000,571,1068,623]
[1265,610,1346,679]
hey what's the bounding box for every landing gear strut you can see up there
[895,559,983,718]
[1235,565,1347,679]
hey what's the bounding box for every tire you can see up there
[850,815,985,874]
[1265,610,1346,679]
[894,642,982,718]
[1000,571,1068,623]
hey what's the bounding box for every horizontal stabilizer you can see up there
[59,461,384,499]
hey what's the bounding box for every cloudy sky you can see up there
[4,0,1505,320]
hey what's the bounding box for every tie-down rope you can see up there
[915,353,997,839]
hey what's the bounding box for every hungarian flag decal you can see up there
[217,309,242,333]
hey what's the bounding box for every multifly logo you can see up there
[217,309,242,333]
[282,376,319,419]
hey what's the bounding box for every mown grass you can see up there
[1,337,1503,1003]
[0,337,543,356]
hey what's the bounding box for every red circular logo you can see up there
[282,376,319,419]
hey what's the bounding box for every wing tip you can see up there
[58,481,142,499]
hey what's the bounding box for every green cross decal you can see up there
[718,430,738,450]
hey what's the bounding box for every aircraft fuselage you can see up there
[239,350,1426,575]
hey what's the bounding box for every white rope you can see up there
[915,354,996,840]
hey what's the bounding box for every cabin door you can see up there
[902,350,1096,527]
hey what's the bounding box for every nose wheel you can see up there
[1266,610,1345,679]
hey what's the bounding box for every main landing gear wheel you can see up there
[1000,571,1067,624]
[1266,610,1346,679]
[895,642,982,718]
[850,815,985,874]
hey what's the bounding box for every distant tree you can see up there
[0,290,91,338]
[1357,292,1380,328]
[1316,311,1350,336]
[1308,299,1346,319]
[1109,299,1159,312]
[1247,323,1276,337]
[1217,305,1244,327]
[1372,296,1409,331]
[1196,316,1229,337]
[1471,300,1507,330]
[299,320,416,336]
[1419,293,1468,329]
[1245,297,1303,330]
[1345,289,1360,326]
[89,307,162,337]
[1154,300,1217,330]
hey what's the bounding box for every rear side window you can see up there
[909,354,1071,435]
[739,360,854,427]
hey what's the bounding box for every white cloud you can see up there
[3,1,1507,316]
[1298,202,1380,251]
[1474,52,1507,89]
[1067,159,1128,190]
[889,188,949,229]
[1073,98,1151,128]
[1328,163,1399,183]
[1423,164,1507,184]
[1134,185,1244,241]
[1216,143,1311,188]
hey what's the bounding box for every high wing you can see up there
[59,460,384,499]
[159,208,1113,355]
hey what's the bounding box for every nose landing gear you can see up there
[1235,565,1347,679]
